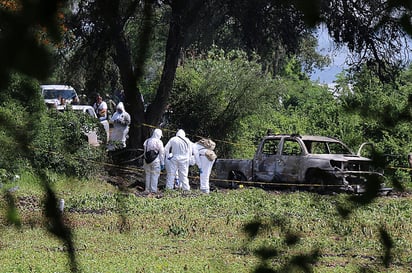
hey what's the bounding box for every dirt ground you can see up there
[102,163,205,195]
[102,162,411,199]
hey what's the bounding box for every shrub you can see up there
[31,108,107,179]
[0,74,42,174]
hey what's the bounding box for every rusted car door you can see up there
[275,138,303,182]
[253,138,281,182]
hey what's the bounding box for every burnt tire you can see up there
[307,171,328,193]
[307,172,339,194]
[227,170,246,189]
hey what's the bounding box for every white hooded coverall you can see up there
[109,102,131,149]
[143,129,165,193]
[194,142,216,193]
[164,129,193,190]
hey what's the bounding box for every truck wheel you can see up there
[307,173,326,193]
[228,171,246,189]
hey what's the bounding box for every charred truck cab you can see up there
[213,134,391,194]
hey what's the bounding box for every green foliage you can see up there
[4,2,412,272]
[167,47,412,164]
[318,1,410,83]
[169,48,277,156]
[233,76,366,158]
[31,109,107,179]
[297,33,331,74]
[335,65,412,186]
[0,74,43,173]
[340,67,409,131]
[0,101,29,172]
[1,90,108,180]
[276,77,340,134]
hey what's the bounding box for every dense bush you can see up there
[0,73,107,179]
[0,74,43,174]
[31,108,107,179]
[168,48,277,157]
[0,100,30,173]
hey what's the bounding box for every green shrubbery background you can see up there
[166,49,412,190]
[0,74,107,181]
[3,52,412,190]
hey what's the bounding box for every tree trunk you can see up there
[145,2,186,129]
[112,32,146,150]
[110,0,188,150]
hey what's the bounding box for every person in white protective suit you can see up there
[108,102,131,150]
[143,129,165,193]
[193,141,216,194]
[165,154,180,189]
[164,129,193,191]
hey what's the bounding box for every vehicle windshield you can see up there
[43,89,76,99]
[304,140,352,155]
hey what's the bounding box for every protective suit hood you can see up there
[176,129,185,138]
[152,128,162,139]
[116,102,125,112]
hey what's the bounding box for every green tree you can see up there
[335,65,412,185]
[58,0,329,151]
[234,76,364,158]
[63,0,208,148]
[168,49,348,159]
[168,48,277,157]
[317,0,412,82]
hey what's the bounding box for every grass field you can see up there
[1,173,412,273]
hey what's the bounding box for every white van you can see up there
[41,84,78,105]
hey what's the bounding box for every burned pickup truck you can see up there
[212,134,391,194]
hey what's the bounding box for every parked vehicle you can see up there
[41,84,78,105]
[212,134,391,194]
[57,104,96,118]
